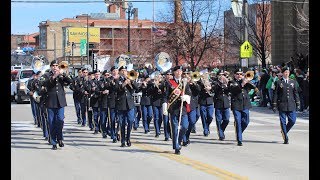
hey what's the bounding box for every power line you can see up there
[11,0,213,3]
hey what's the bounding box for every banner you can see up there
[67,27,100,43]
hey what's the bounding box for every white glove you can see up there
[162,103,168,116]
[181,95,191,104]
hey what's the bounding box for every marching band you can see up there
[26,53,301,154]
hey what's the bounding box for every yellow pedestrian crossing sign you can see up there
[240,41,253,58]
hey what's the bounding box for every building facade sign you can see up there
[67,27,100,43]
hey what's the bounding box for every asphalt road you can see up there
[11,91,309,180]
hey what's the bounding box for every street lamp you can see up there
[50,29,56,61]
[124,2,136,54]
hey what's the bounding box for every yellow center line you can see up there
[132,140,249,180]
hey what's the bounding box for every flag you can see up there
[152,26,167,36]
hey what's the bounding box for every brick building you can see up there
[36,3,169,68]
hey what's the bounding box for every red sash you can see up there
[169,79,191,113]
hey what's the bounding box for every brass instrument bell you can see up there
[190,71,201,82]
[244,70,254,81]
[128,70,138,81]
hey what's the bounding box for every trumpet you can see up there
[58,61,69,74]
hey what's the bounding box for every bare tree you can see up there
[224,0,271,68]
[156,0,224,70]
[289,4,309,48]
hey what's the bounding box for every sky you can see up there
[11,0,169,34]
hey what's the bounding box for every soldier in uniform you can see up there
[89,70,102,134]
[182,69,201,146]
[198,70,215,137]
[138,75,153,134]
[228,68,256,146]
[107,66,120,143]
[98,70,111,138]
[76,68,90,128]
[165,66,192,155]
[42,60,72,150]
[70,69,82,124]
[33,71,49,141]
[150,72,166,138]
[27,72,39,126]
[115,66,139,147]
[212,70,230,141]
[272,67,300,144]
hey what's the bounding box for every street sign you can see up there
[241,58,248,67]
[240,40,253,58]
[80,39,87,56]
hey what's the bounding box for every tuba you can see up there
[155,52,172,73]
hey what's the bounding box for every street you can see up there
[11,91,309,180]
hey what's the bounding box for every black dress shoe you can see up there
[155,134,159,138]
[144,130,148,134]
[219,137,225,141]
[164,138,169,141]
[120,142,125,147]
[58,140,64,147]
[112,139,117,143]
[52,145,57,150]
[284,138,289,144]
[126,140,131,147]
[102,133,107,138]
[191,129,196,133]
[174,149,181,155]
[237,141,243,146]
[182,140,190,146]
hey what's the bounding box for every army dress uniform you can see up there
[115,71,139,147]
[272,67,300,144]
[228,68,256,146]
[212,70,231,141]
[42,62,72,149]
[138,78,154,134]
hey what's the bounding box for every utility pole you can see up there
[243,0,248,68]
[86,14,90,65]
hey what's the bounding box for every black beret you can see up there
[36,71,42,75]
[234,68,243,74]
[282,66,290,73]
[183,68,191,74]
[102,70,109,75]
[173,66,182,72]
[88,72,93,75]
[50,60,58,66]
[166,69,173,74]
[110,66,117,72]
[92,70,100,74]
[81,68,88,71]
[119,66,127,71]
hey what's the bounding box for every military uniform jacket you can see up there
[70,76,82,100]
[228,79,255,111]
[115,76,139,111]
[150,81,166,107]
[198,79,215,105]
[27,78,35,97]
[139,81,153,106]
[75,77,91,104]
[97,77,111,109]
[272,78,300,112]
[212,80,231,109]
[165,78,192,116]
[34,76,48,106]
[189,81,201,111]
[106,76,118,109]
[42,71,72,108]
[88,78,101,108]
